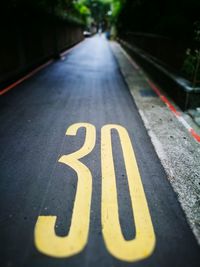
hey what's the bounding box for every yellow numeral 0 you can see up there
[101,124,155,262]
[34,123,96,257]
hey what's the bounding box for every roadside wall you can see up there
[120,33,188,71]
[0,15,84,87]
[118,37,200,110]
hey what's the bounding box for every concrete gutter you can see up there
[110,41,200,245]
[118,38,200,110]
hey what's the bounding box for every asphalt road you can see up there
[0,35,199,267]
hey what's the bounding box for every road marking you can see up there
[34,123,155,261]
[34,123,96,257]
[101,124,156,262]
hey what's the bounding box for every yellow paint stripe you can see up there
[101,124,156,262]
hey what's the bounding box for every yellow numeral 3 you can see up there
[34,123,96,257]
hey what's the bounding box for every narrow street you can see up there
[0,35,199,267]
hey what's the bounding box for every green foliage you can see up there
[182,50,200,82]
[73,0,123,25]
[182,22,200,87]
[1,0,124,27]
[73,0,91,17]
[101,0,124,21]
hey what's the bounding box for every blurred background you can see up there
[0,0,200,89]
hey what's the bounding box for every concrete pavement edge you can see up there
[110,40,200,245]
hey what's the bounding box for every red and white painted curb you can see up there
[120,45,200,143]
[147,80,200,143]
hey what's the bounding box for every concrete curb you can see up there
[110,41,200,245]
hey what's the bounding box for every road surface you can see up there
[0,35,199,267]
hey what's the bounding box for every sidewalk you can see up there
[110,41,200,245]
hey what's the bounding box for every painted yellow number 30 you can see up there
[34,123,156,262]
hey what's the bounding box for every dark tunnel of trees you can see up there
[1,0,199,40]
[117,0,200,41]
[0,0,200,85]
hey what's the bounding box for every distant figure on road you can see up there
[105,31,110,40]
[98,28,102,36]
